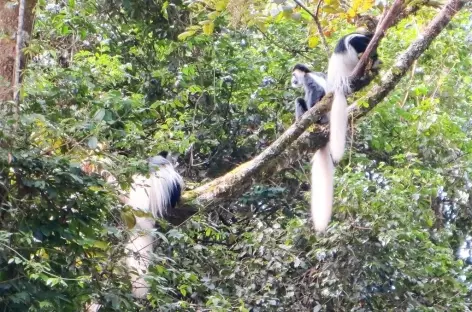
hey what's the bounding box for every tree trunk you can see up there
[0,0,36,219]
[0,0,36,105]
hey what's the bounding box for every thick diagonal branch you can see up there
[180,0,466,211]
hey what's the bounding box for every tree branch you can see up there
[351,0,405,79]
[13,0,25,129]
[255,26,316,62]
[264,0,468,173]
[180,0,466,214]
[351,0,452,79]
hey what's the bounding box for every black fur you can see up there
[295,97,329,124]
[333,33,378,65]
[334,33,373,54]
[169,182,182,209]
[292,63,311,73]
[158,151,169,158]
[295,98,309,120]
[295,73,326,121]
[304,74,326,108]
[296,98,308,112]
[349,34,372,53]
[334,37,347,54]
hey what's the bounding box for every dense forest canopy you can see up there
[1,0,472,311]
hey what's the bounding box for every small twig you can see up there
[315,0,323,17]
[13,0,26,129]
[314,0,330,56]
[352,225,372,230]
[293,0,330,58]
[431,62,456,99]
[399,60,417,108]
[255,26,316,62]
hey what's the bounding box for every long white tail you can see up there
[327,49,354,163]
[84,154,184,306]
[309,33,372,232]
[125,216,155,299]
[329,90,348,162]
[311,146,334,232]
[85,218,155,310]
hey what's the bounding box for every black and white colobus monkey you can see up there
[327,32,378,162]
[112,152,184,299]
[311,32,378,232]
[85,152,184,311]
[291,64,327,121]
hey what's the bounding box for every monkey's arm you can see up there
[295,98,308,121]
[304,75,326,109]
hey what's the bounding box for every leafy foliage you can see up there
[1,0,472,311]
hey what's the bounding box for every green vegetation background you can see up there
[1,0,472,311]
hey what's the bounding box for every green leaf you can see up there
[215,0,227,11]
[87,136,98,149]
[202,22,215,35]
[39,301,54,308]
[178,30,197,41]
[93,240,109,250]
[323,5,341,13]
[308,36,319,48]
[208,11,219,20]
[179,284,187,296]
[93,108,106,121]
[121,210,136,229]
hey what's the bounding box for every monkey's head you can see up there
[355,32,383,71]
[291,63,311,88]
[149,151,180,170]
[149,154,172,173]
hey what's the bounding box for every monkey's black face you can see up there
[357,50,382,70]
[158,151,169,158]
[291,70,305,88]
